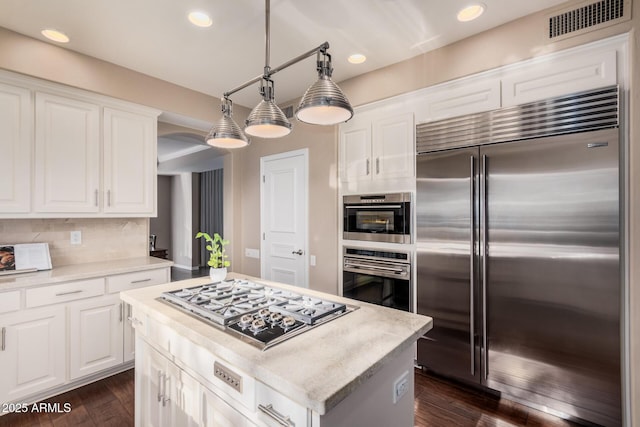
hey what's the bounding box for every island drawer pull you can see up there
[131,278,152,284]
[55,290,83,297]
[157,371,163,402]
[1,327,5,351]
[258,404,294,426]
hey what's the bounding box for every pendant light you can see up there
[206,0,353,148]
[296,51,354,125]
[245,78,291,138]
[206,98,250,148]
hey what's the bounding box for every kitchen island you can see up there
[120,273,432,427]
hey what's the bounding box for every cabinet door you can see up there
[68,294,124,380]
[201,384,255,427]
[0,83,31,214]
[123,302,136,363]
[136,340,201,427]
[137,339,166,427]
[34,92,100,213]
[0,306,66,403]
[103,107,156,214]
[339,117,371,182]
[168,363,200,427]
[372,113,415,180]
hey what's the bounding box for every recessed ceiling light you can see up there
[457,4,486,22]
[41,29,69,43]
[348,54,367,64]
[188,11,213,28]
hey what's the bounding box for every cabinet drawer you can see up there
[0,290,21,313]
[107,268,168,294]
[26,278,104,308]
[256,381,308,427]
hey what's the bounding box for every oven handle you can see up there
[344,262,406,274]
[344,205,402,209]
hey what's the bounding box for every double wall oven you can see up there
[342,192,413,313]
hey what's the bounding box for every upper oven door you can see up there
[343,193,411,243]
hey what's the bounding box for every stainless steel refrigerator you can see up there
[415,86,621,426]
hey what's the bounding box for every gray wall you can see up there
[150,175,173,259]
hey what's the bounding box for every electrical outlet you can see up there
[393,371,409,404]
[70,230,82,245]
[245,248,260,259]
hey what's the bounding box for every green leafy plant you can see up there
[196,232,230,269]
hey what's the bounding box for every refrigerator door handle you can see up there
[481,154,488,381]
[469,155,475,376]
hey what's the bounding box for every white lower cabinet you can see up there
[201,384,255,427]
[0,265,170,408]
[135,330,314,427]
[137,339,199,427]
[0,305,66,403]
[123,302,136,362]
[255,381,308,427]
[69,294,124,380]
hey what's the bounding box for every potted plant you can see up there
[196,232,230,282]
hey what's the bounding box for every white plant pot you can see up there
[209,267,227,283]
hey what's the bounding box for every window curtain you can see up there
[199,169,224,266]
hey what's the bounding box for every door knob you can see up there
[292,249,304,255]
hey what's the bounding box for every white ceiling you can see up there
[0,0,569,109]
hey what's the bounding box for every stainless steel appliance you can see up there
[415,86,621,426]
[160,279,355,350]
[342,247,411,312]
[343,193,411,243]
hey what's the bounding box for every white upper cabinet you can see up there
[340,115,371,182]
[415,78,501,123]
[34,92,101,213]
[0,83,31,213]
[501,49,618,107]
[103,107,156,214]
[0,70,160,218]
[340,112,415,194]
[372,113,415,180]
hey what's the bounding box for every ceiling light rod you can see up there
[206,0,353,148]
[222,41,330,98]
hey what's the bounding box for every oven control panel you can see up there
[214,361,243,393]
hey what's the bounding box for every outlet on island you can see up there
[393,371,409,404]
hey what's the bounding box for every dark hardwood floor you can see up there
[0,368,580,427]
[414,369,580,427]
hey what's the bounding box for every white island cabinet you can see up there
[121,274,432,427]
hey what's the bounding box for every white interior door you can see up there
[261,149,308,288]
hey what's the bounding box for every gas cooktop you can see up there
[159,279,356,350]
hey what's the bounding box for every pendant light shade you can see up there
[245,79,292,138]
[296,52,353,125]
[206,99,250,148]
[296,75,353,125]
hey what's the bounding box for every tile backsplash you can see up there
[0,218,148,267]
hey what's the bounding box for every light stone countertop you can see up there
[120,273,433,415]
[0,256,173,291]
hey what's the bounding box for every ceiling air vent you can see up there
[548,0,630,40]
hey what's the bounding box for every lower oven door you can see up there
[343,258,411,312]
